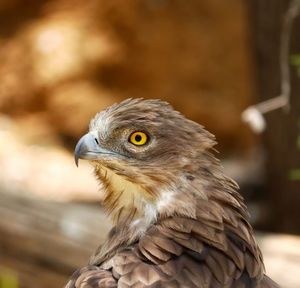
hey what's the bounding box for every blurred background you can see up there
[0,0,299,287]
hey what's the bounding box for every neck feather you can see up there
[95,166,158,226]
[90,157,261,269]
[94,155,248,232]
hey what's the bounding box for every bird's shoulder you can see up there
[65,214,270,288]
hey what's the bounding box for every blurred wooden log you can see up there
[0,190,299,288]
[0,191,110,288]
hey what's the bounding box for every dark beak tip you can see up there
[74,147,80,167]
[75,157,79,167]
[74,134,86,167]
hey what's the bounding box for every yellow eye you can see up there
[129,131,148,146]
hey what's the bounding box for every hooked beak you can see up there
[74,132,114,166]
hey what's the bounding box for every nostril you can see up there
[94,138,99,145]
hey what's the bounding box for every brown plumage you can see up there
[66,98,279,288]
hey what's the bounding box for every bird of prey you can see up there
[66,98,278,288]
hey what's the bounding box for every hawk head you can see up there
[74,98,220,225]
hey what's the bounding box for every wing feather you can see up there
[65,266,117,288]
[65,207,277,288]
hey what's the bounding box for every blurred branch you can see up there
[242,0,300,133]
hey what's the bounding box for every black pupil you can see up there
[135,134,142,142]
